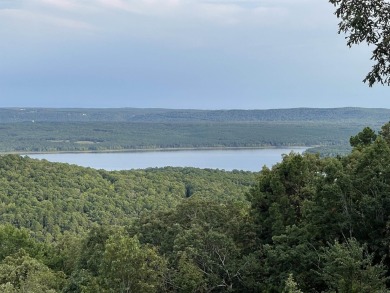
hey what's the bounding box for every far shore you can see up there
[1,146,312,156]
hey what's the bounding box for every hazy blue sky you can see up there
[0,0,388,109]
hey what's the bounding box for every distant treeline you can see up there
[0,107,389,156]
[1,107,390,123]
[0,121,362,153]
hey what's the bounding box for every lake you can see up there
[27,148,307,172]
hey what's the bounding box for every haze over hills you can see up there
[1,107,390,124]
[0,107,388,156]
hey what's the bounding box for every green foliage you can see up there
[305,145,352,158]
[247,152,321,244]
[319,239,388,292]
[0,156,254,239]
[174,252,204,293]
[0,107,388,155]
[101,232,167,293]
[283,274,303,293]
[77,225,116,277]
[0,224,46,262]
[0,249,65,293]
[134,198,252,292]
[380,121,390,144]
[173,226,240,291]
[0,121,363,153]
[329,0,390,86]
[3,123,390,291]
[1,107,390,123]
[66,227,167,293]
[349,126,377,148]
[244,122,390,291]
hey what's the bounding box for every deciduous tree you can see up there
[329,0,390,86]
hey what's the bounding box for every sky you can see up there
[0,0,388,109]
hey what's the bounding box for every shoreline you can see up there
[1,146,312,156]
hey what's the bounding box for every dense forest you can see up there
[1,123,390,291]
[0,107,389,155]
[0,121,359,154]
[1,107,390,123]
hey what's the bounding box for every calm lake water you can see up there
[27,148,307,172]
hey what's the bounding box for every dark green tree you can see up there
[379,121,390,144]
[345,137,390,266]
[65,225,116,292]
[247,153,321,245]
[173,252,204,293]
[304,157,354,242]
[0,225,46,263]
[319,238,388,292]
[349,126,377,148]
[101,232,167,293]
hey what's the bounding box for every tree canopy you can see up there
[330,0,390,86]
[3,124,390,291]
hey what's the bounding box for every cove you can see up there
[27,147,307,172]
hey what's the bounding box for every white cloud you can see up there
[0,8,95,31]
[94,0,289,26]
[0,0,334,34]
[0,0,337,53]
[98,0,182,16]
[39,0,80,10]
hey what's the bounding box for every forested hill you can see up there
[3,124,390,291]
[0,107,389,155]
[0,155,254,240]
[2,107,390,123]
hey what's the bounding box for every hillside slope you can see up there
[0,107,388,155]
[0,155,254,240]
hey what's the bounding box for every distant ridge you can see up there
[1,107,390,124]
[0,107,388,154]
